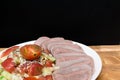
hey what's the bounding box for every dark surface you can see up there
[1,0,120,47]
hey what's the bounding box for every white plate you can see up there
[0,40,102,80]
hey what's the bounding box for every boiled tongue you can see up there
[34,36,94,80]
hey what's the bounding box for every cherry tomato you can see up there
[45,75,53,80]
[23,76,52,80]
[45,60,53,67]
[20,44,42,60]
[23,77,38,80]
[38,76,46,80]
[0,46,19,58]
[1,58,15,73]
[28,63,43,76]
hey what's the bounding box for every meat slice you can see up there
[34,36,94,80]
[34,36,50,46]
[52,54,94,80]
[40,37,65,53]
[48,42,83,52]
[51,46,83,56]
[55,54,94,69]
[41,37,64,46]
[52,64,92,80]
[53,52,85,58]
[47,40,73,51]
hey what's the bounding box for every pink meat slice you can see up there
[52,54,94,80]
[47,40,73,51]
[53,52,85,58]
[40,37,65,53]
[34,36,50,46]
[52,64,92,80]
[51,46,84,56]
[34,36,94,80]
[56,54,94,69]
[48,42,83,52]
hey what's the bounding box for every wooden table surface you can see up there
[0,45,120,80]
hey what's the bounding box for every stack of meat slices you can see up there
[34,36,94,80]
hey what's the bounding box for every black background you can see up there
[1,0,120,47]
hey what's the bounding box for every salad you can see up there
[0,44,57,80]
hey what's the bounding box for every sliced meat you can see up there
[34,36,94,80]
[53,54,94,80]
[40,37,65,53]
[55,54,94,69]
[48,42,83,52]
[47,40,73,51]
[51,46,83,56]
[34,36,50,46]
[53,52,85,58]
[52,64,92,80]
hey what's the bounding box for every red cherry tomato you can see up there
[45,75,53,80]
[23,77,38,80]
[38,76,46,80]
[23,75,53,80]
[0,46,19,58]
[20,44,42,60]
[1,58,15,73]
[28,63,43,76]
[45,60,53,67]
